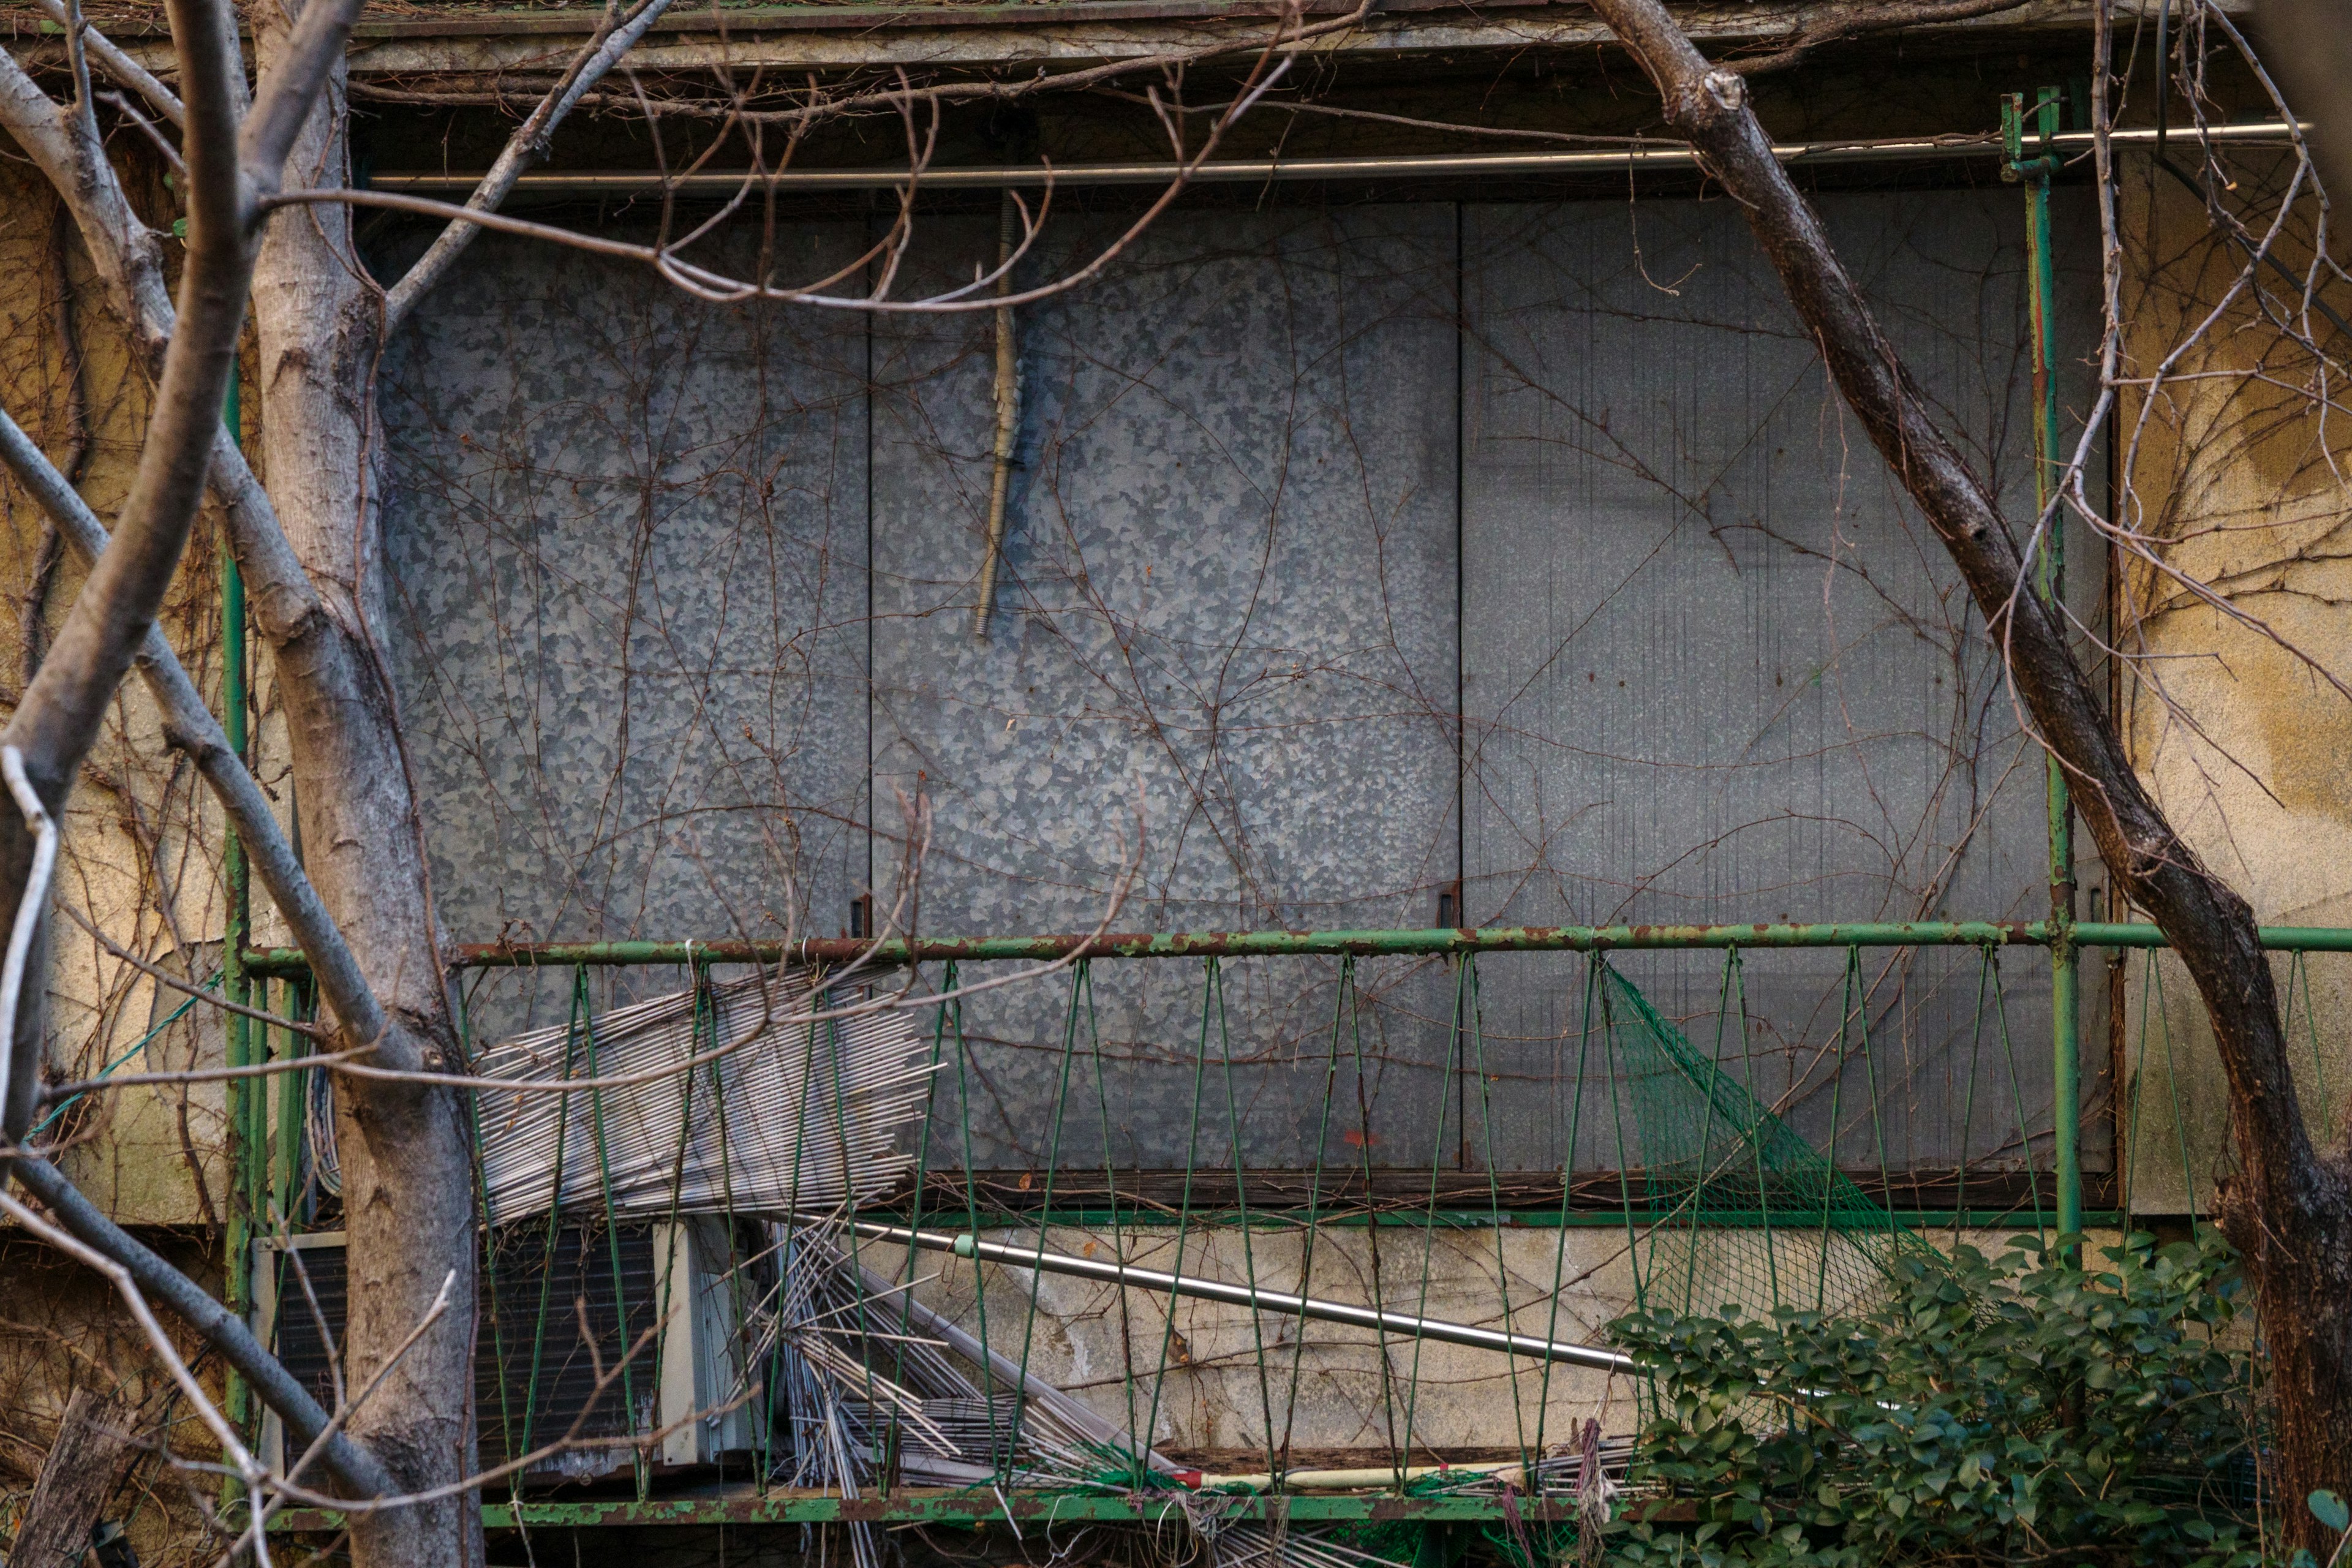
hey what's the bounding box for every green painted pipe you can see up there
[2015,85,2082,1245]
[219,371,254,1446]
[239,919,2352,977]
[2071,923,2352,951]
[246,920,2059,974]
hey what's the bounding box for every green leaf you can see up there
[2309,1490,2350,1534]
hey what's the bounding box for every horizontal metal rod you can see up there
[364,120,2302,197]
[2070,921,2352,950]
[240,917,2352,976]
[848,1219,1637,1373]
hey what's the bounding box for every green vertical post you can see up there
[275,979,307,1227]
[220,372,254,1438]
[2008,89,2082,1246]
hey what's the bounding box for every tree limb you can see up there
[0,0,250,1142]
[382,0,681,334]
[1584,0,2352,1537]
[0,32,414,1070]
[0,402,391,1055]
[0,38,339,655]
[10,1153,398,1500]
[0,43,176,371]
[240,0,367,179]
[28,0,184,127]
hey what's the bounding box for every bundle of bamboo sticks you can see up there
[472,968,935,1224]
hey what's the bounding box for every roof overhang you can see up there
[13,0,2198,80]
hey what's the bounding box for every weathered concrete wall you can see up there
[910,1221,2123,1450]
[2113,153,2352,1216]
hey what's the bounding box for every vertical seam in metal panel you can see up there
[1454,198,1469,1171]
[865,211,878,930]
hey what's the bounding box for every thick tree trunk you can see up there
[246,23,482,1567]
[1581,0,2352,1545]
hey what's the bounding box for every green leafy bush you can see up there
[1605,1232,2265,1567]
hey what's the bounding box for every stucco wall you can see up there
[2113,152,2352,1216]
[0,154,236,1562]
[0,155,253,1229]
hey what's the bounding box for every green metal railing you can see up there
[237,919,2352,978]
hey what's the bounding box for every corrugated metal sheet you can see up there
[378,225,873,1041]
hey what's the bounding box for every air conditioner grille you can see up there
[267,1224,662,1472]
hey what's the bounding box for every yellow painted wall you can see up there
[0,152,247,1229]
[2113,148,2352,1215]
[0,149,238,1568]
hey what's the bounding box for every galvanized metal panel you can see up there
[375,191,2106,1186]
[869,207,1463,1170]
[1461,188,2109,1177]
[378,226,873,1035]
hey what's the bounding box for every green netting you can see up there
[1595,959,1939,1325]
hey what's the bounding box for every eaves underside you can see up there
[4,0,2226,75]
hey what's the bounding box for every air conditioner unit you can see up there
[253,1218,761,1480]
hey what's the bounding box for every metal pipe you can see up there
[845,1219,1638,1373]
[240,918,2352,976]
[2009,89,2083,1245]
[360,121,2305,198]
[2074,922,2352,949]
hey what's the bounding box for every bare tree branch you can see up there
[9,1155,396,1499]
[0,31,346,682]
[27,0,184,126]
[382,0,683,333]
[0,1181,270,1529]
[0,0,251,1144]
[269,35,1300,320]
[240,0,368,179]
[0,401,393,1057]
[53,898,334,1038]
[0,43,175,367]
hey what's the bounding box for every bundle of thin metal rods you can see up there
[753,1229,1148,1488]
[472,968,934,1224]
